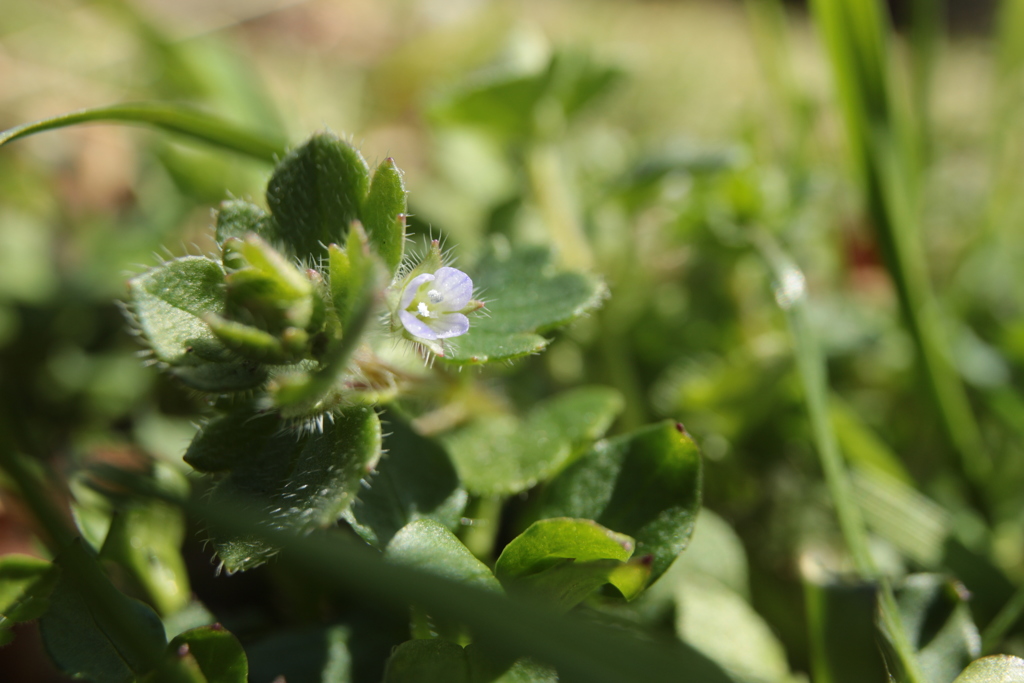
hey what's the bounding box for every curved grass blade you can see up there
[100,466,734,683]
[0,103,286,163]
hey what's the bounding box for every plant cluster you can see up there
[5,0,1024,682]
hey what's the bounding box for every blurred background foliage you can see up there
[5,0,1024,680]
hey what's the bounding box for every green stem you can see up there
[870,138,990,487]
[981,580,1024,653]
[809,0,990,490]
[526,144,594,271]
[459,495,504,562]
[756,235,873,574]
[756,232,927,683]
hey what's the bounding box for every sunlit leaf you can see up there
[894,574,981,683]
[385,519,500,594]
[675,574,791,683]
[495,518,634,610]
[0,554,59,644]
[533,421,702,582]
[953,655,1024,683]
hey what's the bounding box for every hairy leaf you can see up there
[198,407,382,572]
[362,158,407,274]
[265,132,370,261]
[128,256,266,391]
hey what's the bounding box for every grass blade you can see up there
[0,103,286,163]
[808,0,990,488]
[755,232,928,683]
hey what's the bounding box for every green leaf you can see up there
[39,539,167,683]
[167,626,248,683]
[445,246,606,364]
[206,407,382,572]
[658,508,750,598]
[99,466,191,616]
[266,132,370,261]
[222,233,319,335]
[0,103,286,162]
[270,239,383,416]
[852,466,950,568]
[442,386,623,495]
[345,414,467,548]
[204,314,295,364]
[362,158,407,274]
[954,656,1024,682]
[544,50,624,122]
[162,600,217,641]
[214,199,273,244]
[674,574,791,683]
[146,651,208,683]
[894,574,981,683]
[328,222,382,334]
[804,578,890,683]
[385,519,501,594]
[0,554,58,626]
[128,256,267,392]
[183,409,278,473]
[606,559,653,602]
[109,466,737,683]
[495,518,634,610]
[533,420,702,582]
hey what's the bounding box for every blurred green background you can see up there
[5,0,1024,680]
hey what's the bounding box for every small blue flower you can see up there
[398,266,474,340]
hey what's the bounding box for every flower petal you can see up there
[426,312,470,339]
[431,267,474,310]
[399,309,439,340]
[400,273,435,309]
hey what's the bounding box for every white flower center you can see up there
[428,289,443,304]
[417,301,431,317]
